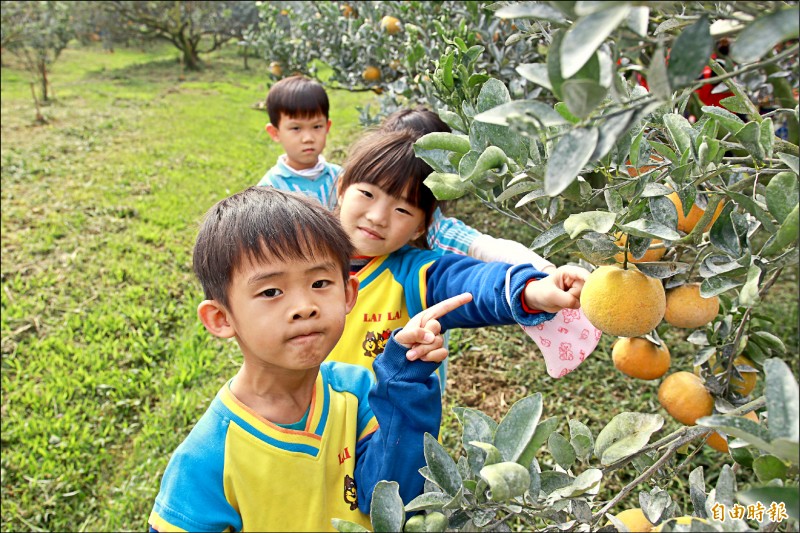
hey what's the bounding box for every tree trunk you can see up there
[39,59,49,102]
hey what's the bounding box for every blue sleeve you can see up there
[354,332,442,512]
[426,207,482,255]
[425,254,556,330]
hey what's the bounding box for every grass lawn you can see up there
[2,43,797,531]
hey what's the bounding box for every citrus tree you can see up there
[328,1,799,531]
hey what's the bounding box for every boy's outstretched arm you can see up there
[353,294,472,512]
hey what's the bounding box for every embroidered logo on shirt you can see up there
[343,474,358,511]
[362,330,392,358]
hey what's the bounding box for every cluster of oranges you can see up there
[578,185,760,458]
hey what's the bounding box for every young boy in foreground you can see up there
[148,187,471,532]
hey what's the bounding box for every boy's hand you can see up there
[523,265,588,313]
[396,293,473,363]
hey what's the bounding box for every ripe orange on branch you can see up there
[705,410,759,453]
[658,371,714,425]
[380,15,402,34]
[580,265,666,337]
[610,508,655,532]
[362,66,381,82]
[612,337,671,380]
[664,283,719,329]
[667,192,725,233]
[269,61,283,77]
[613,233,667,263]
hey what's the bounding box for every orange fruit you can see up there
[626,155,664,177]
[580,265,666,337]
[658,371,714,425]
[667,192,725,233]
[389,59,402,71]
[362,66,381,82]
[695,354,758,396]
[611,508,655,532]
[705,411,759,453]
[341,4,356,18]
[612,337,671,380]
[664,283,719,329]
[269,61,283,77]
[380,15,402,35]
[614,233,667,263]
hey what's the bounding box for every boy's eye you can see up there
[261,288,282,298]
[312,280,332,289]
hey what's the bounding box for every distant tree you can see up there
[2,0,73,115]
[103,0,259,71]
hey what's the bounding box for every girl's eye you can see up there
[261,288,282,298]
[359,189,373,199]
[396,207,411,216]
[312,280,332,289]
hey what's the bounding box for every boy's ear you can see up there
[344,275,359,314]
[265,123,280,142]
[198,300,236,339]
[325,119,332,133]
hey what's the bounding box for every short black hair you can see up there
[266,75,330,127]
[338,129,437,247]
[193,187,353,308]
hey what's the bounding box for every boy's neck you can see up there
[282,153,324,173]
[230,364,318,425]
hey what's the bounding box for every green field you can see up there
[2,43,797,531]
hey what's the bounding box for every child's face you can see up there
[266,113,331,171]
[337,182,426,257]
[218,251,358,371]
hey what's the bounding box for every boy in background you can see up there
[148,187,471,531]
[257,76,555,270]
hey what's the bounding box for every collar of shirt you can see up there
[277,154,328,180]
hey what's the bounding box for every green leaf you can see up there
[753,454,789,483]
[737,486,800,521]
[516,63,552,91]
[479,462,531,502]
[762,204,799,256]
[415,132,471,154]
[663,113,694,155]
[561,5,630,78]
[424,172,472,201]
[548,432,576,470]
[724,191,778,233]
[617,219,681,240]
[473,100,566,128]
[667,16,713,89]
[730,7,800,63]
[577,232,619,263]
[423,433,463,496]
[766,171,799,224]
[404,492,451,513]
[494,393,543,463]
[468,441,503,467]
[517,417,559,470]
[777,153,799,174]
[626,6,649,37]
[332,518,371,532]
[569,419,594,461]
[547,29,567,100]
[719,96,752,115]
[370,481,405,533]
[544,127,599,196]
[476,78,511,113]
[640,487,672,525]
[734,121,766,161]
[715,464,737,508]
[547,468,603,500]
[764,358,800,443]
[739,265,762,307]
[709,203,742,257]
[760,118,774,160]
[594,413,664,465]
[564,211,617,239]
[539,471,573,495]
[532,221,568,252]
[562,79,607,119]
[688,466,707,518]
[696,415,776,455]
[463,146,508,182]
[495,3,567,23]
[591,108,636,161]
[700,275,743,297]
[701,106,747,134]
[647,46,671,101]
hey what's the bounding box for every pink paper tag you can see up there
[522,308,602,378]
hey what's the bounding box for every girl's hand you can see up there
[523,266,588,313]
[395,293,473,362]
